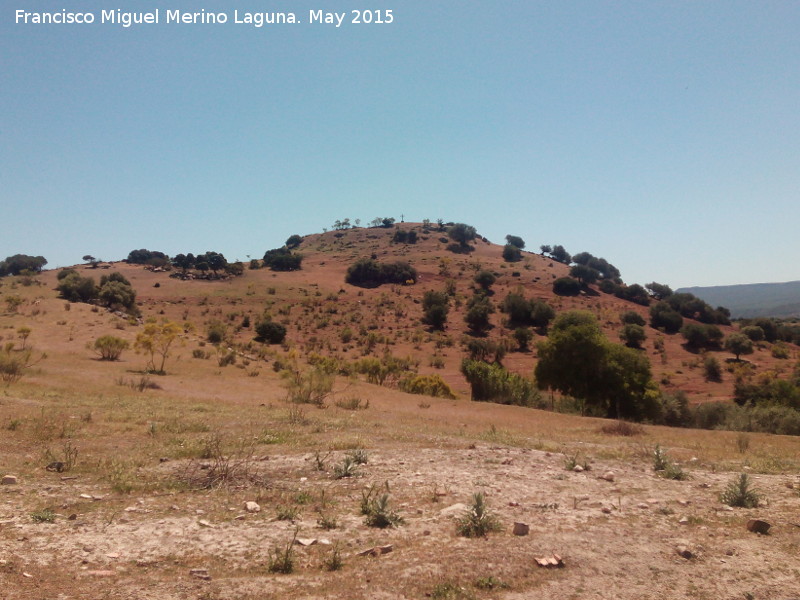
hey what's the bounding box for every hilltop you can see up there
[678,281,800,319]
[1,221,799,599]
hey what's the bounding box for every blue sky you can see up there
[2,1,798,287]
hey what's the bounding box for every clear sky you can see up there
[2,1,798,287]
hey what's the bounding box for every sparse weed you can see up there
[267,529,298,574]
[334,396,369,410]
[720,473,760,508]
[652,445,670,471]
[275,504,299,521]
[30,508,56,523]
[317,514,339,530]
[333,455,360,479]
[474,576,509,590]
[323,543,344,571]
[346,449,368,465]
[363,492,404,528]
[456,492,501,538]
[735,433,750,454]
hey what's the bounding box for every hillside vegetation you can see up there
[1,221,799,599]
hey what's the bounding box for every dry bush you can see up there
[599,420,645,436]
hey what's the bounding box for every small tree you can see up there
[447,223,477,251]
[504,235,525,249]
[285,234,303,249]
[83,255,100,268]
[725,333,754,361]
[550,245,571,264]
[570,264,599,285]
[0,342,45,385]
[93,335,129,361]
[134,319,183,374]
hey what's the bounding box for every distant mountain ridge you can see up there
[677,281,800,319]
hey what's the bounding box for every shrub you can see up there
[446,223,477,251]
[206,321,226,344]
[464,295,494,333]
[263,247,303,271]
[0,343,45,385]
[57,273,97,303]
[650,302,683,333]
[741,325,765,342]
[620,310,646,326]
[552,277,581,296]
[285,234,303,249]
[771,342,790,359]
[255,320,286,344]
[619,324,646,348]
[505,234,525,249]
[513,327,534,351]
[720,473,760,508]
[392,229,418,244]
[474,270,496,291]
[456,492,501,537]
[614,283,650,306]
[345,258,417,287]
[399,374,456,399]
[502,244,522,262]
[461,359,540,406]
[422,291,449,330]
[283,367,333,407]
[681,323,723,350]
[98,279,137,312]
[501,293,554,330]
[127,249,168,266]
[93,335,129,361]
[703,356,722,382]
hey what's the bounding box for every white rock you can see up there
[1,475,18,485]
[439,503,468,517]
[601,471,615,482]
[573,465,584,473]
[244,501,261,513]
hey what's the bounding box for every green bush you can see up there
[502,244,522,262]
[650,302,683,333]
[263,247,303,271]
[620,324,646,348]
[464,294,494,333]
[620,311,646,326]
[399,374,456,399]
[345,258,417,287]
[720,473,760,508]
[255,320,287,344]
[681,323,723,350]
[57,273,97,303]
[93,335,129,361]
[461,359,541,406]
[553,277,581,296]
[422,291,449,330]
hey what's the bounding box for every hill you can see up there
[678,281,800,319]
[1,222,800,599]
